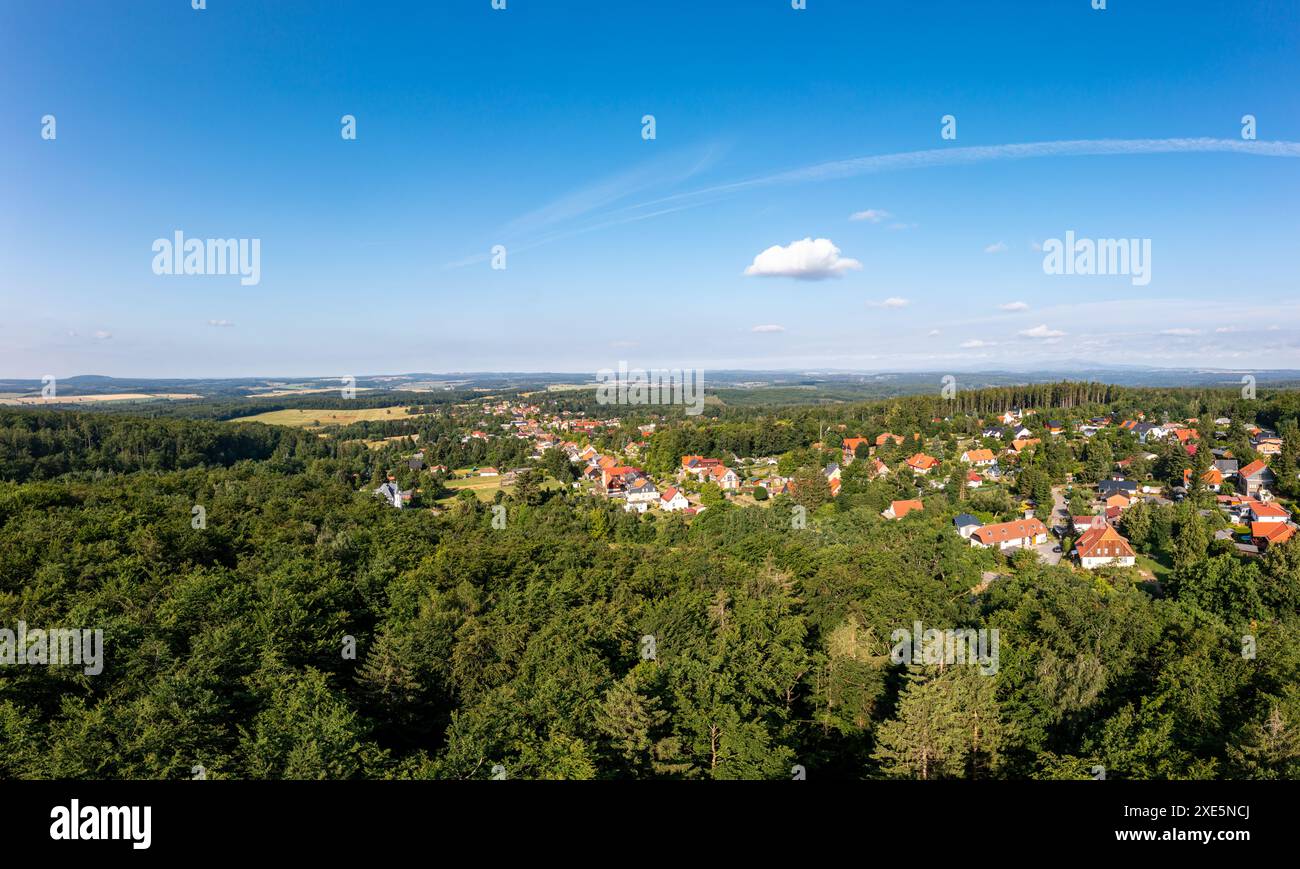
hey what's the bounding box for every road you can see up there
[1032,485,1068,565]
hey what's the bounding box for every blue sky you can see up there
[2,0,1299,378]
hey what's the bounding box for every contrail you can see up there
[446,137,1300,267]
[629,137,1300,209]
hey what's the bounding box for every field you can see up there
[0,392,203,405]
[230,406,422,427]
[244,386,376,398]
[438,470,565,503]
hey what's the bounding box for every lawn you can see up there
[1135,553,1173,581]
[438,472,564,504]
[229,406,422,428]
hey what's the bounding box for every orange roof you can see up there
[889,499,924,518]
[1184,467,1223,485]
[1011,438,1041,451]
[875,432,905,446]
[1075,524,1136,560]
[842,437,869,452]
[971,518,1047,545]
[1240,459,1270,478]
[963,448,996,463]
[1251,502,1290,519]
[1253,522,1296,544]
[906,453,939,470]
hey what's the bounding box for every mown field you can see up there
[229,406,423,428]
[439,470,565,503]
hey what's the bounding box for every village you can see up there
[369,395,1297,579]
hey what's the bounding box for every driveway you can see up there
[1033,485,1069,565]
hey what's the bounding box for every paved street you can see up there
[1033,485,1069,564]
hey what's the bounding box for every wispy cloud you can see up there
[450,137,1300,267]
[999,301,1029,312]
[208,319,235,327]
[849,208,891,222]
[752,324,786,333]
[1019,324,1065,338]
[501,144,722,239]
[642,138,1300,207]
[1160,328,1202,336]
[985,241,1008,254]
[869,297,909,308]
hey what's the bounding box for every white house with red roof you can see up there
[970,518,1048,551]
[905,453,939,474]
[660,487,689,512]
[1074,524,1136,569]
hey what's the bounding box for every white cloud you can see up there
[1030,241,1043,252]
[984,241,1008,254]
[849,209,891,223]
[1159,328,1202,336]
[93,330,112,340]
[751,324,786,333]
[869,297,909,309]
[208,319,235,327]
[927,329,941,337]
[1214,326,1240,333]
[960,339,996,348]
[999,301,1029,312]
[743,237,862,280]
[1019,324,1066,338]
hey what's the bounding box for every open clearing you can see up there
[438,471,564,503]
[0,393,203,405]
[230,406,423,427]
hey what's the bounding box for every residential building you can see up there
[970,518,1049,550]
[882,499,924,519]
[1074,524,1137,569]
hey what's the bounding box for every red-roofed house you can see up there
[970,518,1048,551]
[906,453,940,474]
[1183,467,1223,491]
[1074,524,1136,569]
[1238,460,1276,497]
[660,487,689,512]
[1252,522,1296,550]
[1073,514,1107,534]
[841,437,869,463]
[882,499,924,519]
[1249,501,1290,523]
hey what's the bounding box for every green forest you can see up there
[1,388,1299,780]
